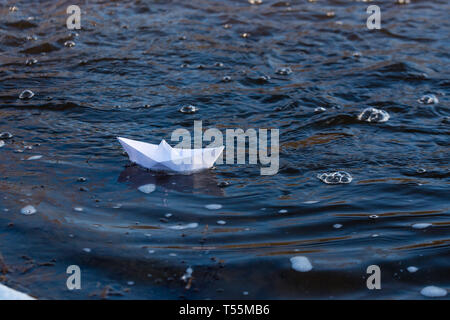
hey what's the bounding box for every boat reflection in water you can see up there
[118,165,224,197]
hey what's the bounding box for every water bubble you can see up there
[181,267,193,282]
[222,76,232,82]
[412,223,431,229]
[64,41,75,48]
[0,132,13,139]
[138,184,156,194]
[407,266,418,273]
[317,171,352,184]
[21,205,36,215]
[418,94,438,105]
[420,286,447,298]
[19,90,34,100]
[275,67,292,75]
[290,256,313,272]
[314,107,326,113]
[179,105,198,114]
[217,181,230,187]
[25,58,37,66]
[205,204,222,210]
[357,107,390,123]
[257,75,270,82]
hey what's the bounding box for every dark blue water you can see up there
[0,0,449,299]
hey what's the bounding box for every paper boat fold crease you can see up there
[118,137,224,173]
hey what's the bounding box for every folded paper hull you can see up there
[118,137,224,173]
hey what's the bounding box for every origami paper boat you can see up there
[118,137,224,173]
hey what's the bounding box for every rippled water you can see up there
[0,0,449,299]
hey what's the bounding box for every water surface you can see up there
[0,0,449,299]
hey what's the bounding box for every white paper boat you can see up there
[118,137,224,173]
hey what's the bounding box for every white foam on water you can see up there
[205,204,222,210]
[407,266,419,273]
[303,200,319,204]
[357,107,390,123]
[82,248,91,253]
[217,220,226,225]
[412,223,432,229]
[73,207,83,212]
[290,256,313,272]
[418,94,438,105]
[333,224,343,229]
[138,184,156,194]
[168,222,199,230]
[0,140,4,148]
[0,283,35,300]
[420,286,447,298]
[278,209,288,213]
[20,205,36,215]
[26,155,42,160]
[317,171,352,184]
[181,267,193,282]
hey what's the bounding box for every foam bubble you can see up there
[420,286,447,298]
[358,107,390,123]
[290,256,313,272]
[20,205,36,215]
[407,266,418,273]
[418,94,438,105]
[179,105,198,114]
[19,89,34,100]
[138,184,156,194]
[317,171,352,184]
